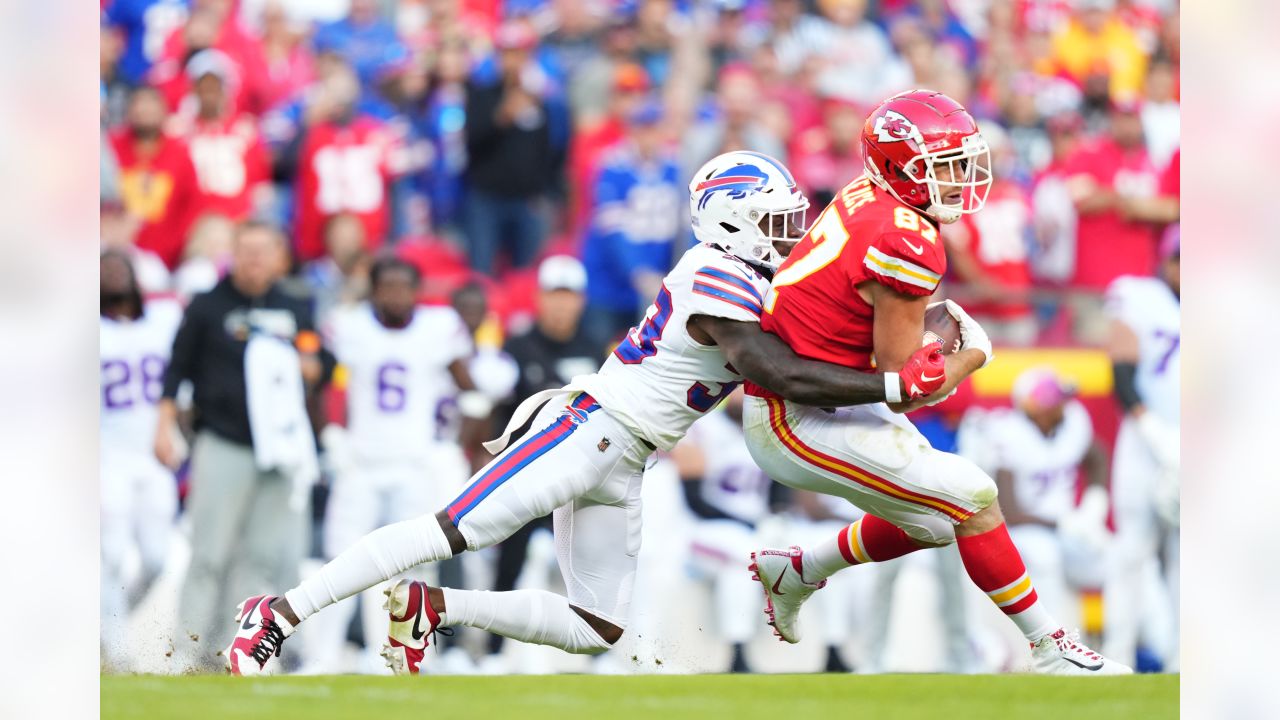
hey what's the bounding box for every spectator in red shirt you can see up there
[292,63,398,262]
[148,0,270,116]
[1063,99,1160,291]
[111,85,200,269]
[788,94,864,211]
[173,49,271,224]
[255,0,316,113]
[943,122,1037,346]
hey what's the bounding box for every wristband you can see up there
[458,390,495,419]
[884,372,902,403]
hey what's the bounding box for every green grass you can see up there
[102,673,1178,720]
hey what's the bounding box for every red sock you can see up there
[804,515,924,582]
[956,523,1057,641]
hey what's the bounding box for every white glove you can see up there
[1136,412,1180,472]
[320,423,354,480]
[1153,466,1180,528]
[942,299,994,367]
[1057,485,1110,555]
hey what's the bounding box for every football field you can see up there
[102,673,1177,719]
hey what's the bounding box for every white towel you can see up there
[245,333,319,511]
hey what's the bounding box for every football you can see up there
[924,302,963,355]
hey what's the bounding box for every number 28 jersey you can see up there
[328,304,472,461]
[750,176,947,395]
[100,300,183,457]
[578,243,772,451]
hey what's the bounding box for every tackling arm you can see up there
[687,314,944,407]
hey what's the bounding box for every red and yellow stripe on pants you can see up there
[765,398,974,523]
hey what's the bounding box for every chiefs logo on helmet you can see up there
[874,110,921,144]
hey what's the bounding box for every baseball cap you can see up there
[186,49,235,84]
[494,21,538,51]
[1012,367,1076,411]
[538,255,587,292]
[613,63,651,93]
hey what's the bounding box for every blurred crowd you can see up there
[100,0,1180,676]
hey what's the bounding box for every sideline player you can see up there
[224,151,949,675]
[100,251,183,669]
[1102,225,1180,670]
[671,387,771,672]
[957,367,1111,628]
[304,257,479,672]
[746,90,1130,675]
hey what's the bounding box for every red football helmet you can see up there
[861,90,992,224]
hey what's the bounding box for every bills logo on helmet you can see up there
[694,164,769,210]
[874,110,921,144]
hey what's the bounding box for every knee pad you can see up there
[897,515,957,548]
[933,452,998,512]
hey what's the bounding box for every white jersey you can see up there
[100,300,183,458]
[1105,275,1180,424]
[682,408,771,524]
[329,304,472,461]
[959,402,1093,523]
[579,243,772,450]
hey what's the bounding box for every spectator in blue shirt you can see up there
[311,0,407,100]
[105,0,190,86]
[581,99,685,347]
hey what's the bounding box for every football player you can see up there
[1101,224,1180,670]
[671,387,771,672]
[99,250,183,669]
[957,368,1112,631]
[745,90,1130,675]
[303,257,479,672]
[224,151,949,675]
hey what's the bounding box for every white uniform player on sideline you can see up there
[99,251,183,669]
[304,257,481,673]
[222,150,951,676]
[1102,225,1181,671]
[670,388,770,672]
[957,368,1112,631]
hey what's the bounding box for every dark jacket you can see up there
[464,79,558,198]
[161,277,334,446]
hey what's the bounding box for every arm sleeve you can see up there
[680,479,750,525]
[862,231,945,297]
[295,300,336,388]
[161,296,204,399]
[687,261,767,323]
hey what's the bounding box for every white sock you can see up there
[441,588,612,655]
[284,514,453,623]
[1009,601,1059,643]
[801,525,856,583]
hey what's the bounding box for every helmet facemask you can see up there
[738,200,809,271]
[901,133,992,224]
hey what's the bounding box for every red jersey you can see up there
[1064,137,1159,290]
[945,182,1033,320]
[746,176,946,398]
[295,117,396,262]
[174,113,270,222]
[110,129,200,268]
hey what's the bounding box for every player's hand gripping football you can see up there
[897,341,947,400]
[929,299,994,368]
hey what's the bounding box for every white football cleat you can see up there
[748,547,826,644]
[381,579,449,676]
[225,595,293,676]
[1031,628,1133,675]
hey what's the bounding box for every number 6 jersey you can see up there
[577,243,773,451]
[327,304,473,461]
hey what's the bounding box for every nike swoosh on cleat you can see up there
[241,602,260,631]
[1063,656,1103,671]
[410,606,428,641]
[770,567,787,596]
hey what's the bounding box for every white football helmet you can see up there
[689,151,809,272]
